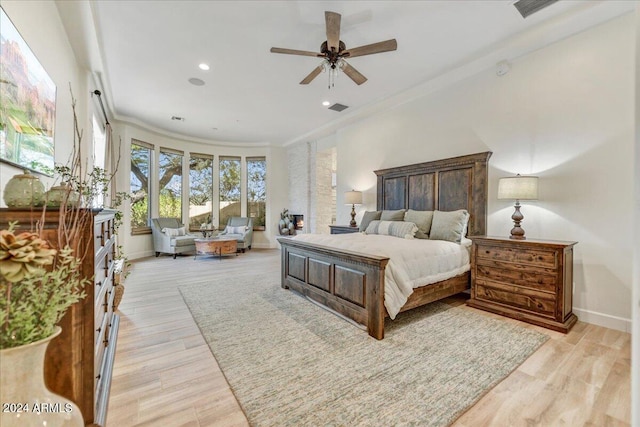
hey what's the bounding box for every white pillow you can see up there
[162,227,186,237]
[226,225,247,234]
[365,220,418,239]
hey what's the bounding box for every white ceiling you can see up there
[77,1,633,146]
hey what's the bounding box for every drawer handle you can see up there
[96,235,104,240]
[96,280,102,287]
[96,326,102,333]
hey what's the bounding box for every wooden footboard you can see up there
[279,237,470,340]
[279,237,389,339]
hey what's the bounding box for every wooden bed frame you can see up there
[278,151,492,339]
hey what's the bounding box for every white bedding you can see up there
[292,233,471,319]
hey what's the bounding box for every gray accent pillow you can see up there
[429,210,470,243]
[359,210,382,232]
[380,209,406,221]
[404,209,434,239]
[365,220,418,239]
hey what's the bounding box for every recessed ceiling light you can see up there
[212,127,218,131]
[188,77,205,86]
[322,101,331,106]
[198,63,210,71]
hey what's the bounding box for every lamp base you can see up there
[509,202,526,240]
[350,204,357,227]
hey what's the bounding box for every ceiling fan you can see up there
[270,11,397,87]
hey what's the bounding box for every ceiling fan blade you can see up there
[300,65,324,85]
[325,11,341,52]
[342,39,397,58]
[341,61,367,85]
[270,47,322,57]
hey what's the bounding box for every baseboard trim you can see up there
[573,307,632,333]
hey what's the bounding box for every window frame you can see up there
[246,156,266,231]
[130,139,154,235]
[218,156,242,228]
[158,147,184,222]
[188,153,214,232]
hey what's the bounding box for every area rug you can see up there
[179,275,548,427]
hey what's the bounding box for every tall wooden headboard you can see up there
[374,151,492,237]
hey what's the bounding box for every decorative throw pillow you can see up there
[162,227,186,237]
[429,210,470,243]
[365,220,418,239]
[359,210,382,232]
[404,209,434,239]
[380,209,406,221]
[226,225,247,234]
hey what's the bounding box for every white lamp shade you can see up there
[497,176,539,200]
[344,190,363,205]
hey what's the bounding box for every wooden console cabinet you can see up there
[467,236,578,333]
[0,208,119,425]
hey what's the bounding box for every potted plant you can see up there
[0,224,88,426]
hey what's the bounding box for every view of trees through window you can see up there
[247,157,266,230]
[129,142,267,234]
[189,154,214,230]
[158,149,183,221]
[219,157,241,227]
[130,140,152,230]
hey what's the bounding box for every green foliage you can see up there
[159,189,182,219]
[0,247,90,349]
[131,195,149,228]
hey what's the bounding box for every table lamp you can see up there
[344,190,363,227]
[497,174,538,240]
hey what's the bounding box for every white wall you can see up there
[115,123,287,259]
[0,1,90,200]
[631,5,639,426]
[332,14,635,331]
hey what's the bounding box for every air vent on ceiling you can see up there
[328,103,349,112]
[513,0,559,18]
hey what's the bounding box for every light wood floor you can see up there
[107,249,630,426]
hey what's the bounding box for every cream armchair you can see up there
[219,217,253,252]
[150,218,197,259]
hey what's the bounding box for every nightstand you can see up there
[466,236,578,333]
[329,225,360,234]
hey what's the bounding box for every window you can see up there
[159,148,183,221]
[246,157,266,230]
[91,114,106,208]
[189,154,214,230]
[219,156,241,227]
[130,140,153,233]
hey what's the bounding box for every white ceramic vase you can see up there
[0,327,84,426]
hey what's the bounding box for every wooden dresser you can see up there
[467,236,578,333]
[0,208,119,425]
[329,224,360,234]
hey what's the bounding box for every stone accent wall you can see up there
[287,142,334,234]
[314,149,333,234]
[287,142,312,233]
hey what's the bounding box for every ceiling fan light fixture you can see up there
[198,63,210,71]
[270,11,397,87]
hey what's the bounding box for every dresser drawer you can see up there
[475,244,557,269]
[475,264,557,293]
[475,282,556,318]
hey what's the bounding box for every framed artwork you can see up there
[0,7,56,175]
